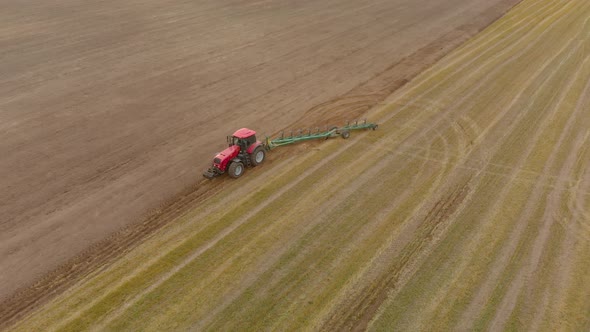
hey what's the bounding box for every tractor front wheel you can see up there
[228,161,244,178]
[250,146,266,166]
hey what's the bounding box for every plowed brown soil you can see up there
[0,0,520,328]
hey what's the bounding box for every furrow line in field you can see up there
[200,154,436,329]
[529,60,590,330]
[200,130,446,330]
[314,122,459,329]
[89,104,443,329]
[400,0,557,94]
[470,44,588,330]
[338,3,590,326]
[98,134,426,330]
[453,35,587,330]
[369,0,577,163]
[531,131,590,331]
[568,133,590,236]
[75,140,376,330]
[375,0,568,118]
[266,144,447,330]
[364,9,590,328]
[42,154,314,330]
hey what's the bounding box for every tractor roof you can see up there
[232,128,256,138]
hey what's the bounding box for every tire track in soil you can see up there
[454,34,589,330]
[89,130,394,330]
[0,0,523,329]
[0,178,224,330]
[290,0,527,129]
[487,30,590,330]
[211,144,435,331]
[529,63,590,331]
[376,0,560,119]
[209,118,455,327]
[321,5,587,328]
[477,46,589,330]
[310,118,457,330]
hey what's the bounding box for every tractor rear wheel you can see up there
[250,146,266,166]
[228,161,244,178]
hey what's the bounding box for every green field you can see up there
[13,0,590,330]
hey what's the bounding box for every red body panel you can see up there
[213,145,240,171]
[246,141,263,153]
[233,128,256,139]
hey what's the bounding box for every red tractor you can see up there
[203,128,266,179]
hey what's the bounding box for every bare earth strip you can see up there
[9,0,590,330]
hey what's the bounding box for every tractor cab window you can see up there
[231,135,256,148]
[244,135,256,146]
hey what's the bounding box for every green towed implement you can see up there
[204,120,377,179]
[265,119,378,150]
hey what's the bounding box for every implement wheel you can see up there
[327,126,338,139]
[228,161,244,178]
[250,146,266,166]
[341,130,350,139]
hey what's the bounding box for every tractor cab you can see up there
[228,128,257,149]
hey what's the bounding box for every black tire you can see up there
[228,161,244,178]
[250,146,266,166]
[341,130,350,139]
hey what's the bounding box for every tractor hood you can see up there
[214,145,240,165]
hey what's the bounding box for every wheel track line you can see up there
[90,116,429,329]
[302,121,456,330]
[74,140,370,330]
[43,156,309,331]
[375,0,565,119]
[209,101,462,330]
[484,48,590,331]
[400,113,528,331]
[215,136,442,328]
[452,34,587,330]
[174,138,432,330]
[531,132,590,331]
[399,0,556,93]
[363,176,474,331]
[374,14,590,326]
[314,121,458,330]
[328,105,504,327]
[373,0,574,141]
[296,0,535,125]
[571,157,590,234]
[266,140,444,331]
[217,120,458,330]
[211,143,434,331]
[539,69,590,330]
[408,33,590,330]
[328,3,588,328]
[569,131,590,235]
[368,0,555,120]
